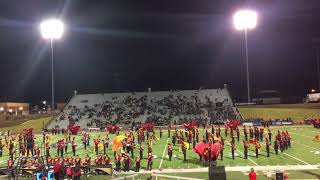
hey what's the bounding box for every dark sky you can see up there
[0,0,320,104]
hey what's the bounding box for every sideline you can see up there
[159,138,169,169]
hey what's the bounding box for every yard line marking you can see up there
[283,152,310,165]
[305,129,320,134]
[291,127,320,134]
[159,138,169,169]
[226,141,259,166]
[258,140,312,165]
[290,132,314,139]
[291,141,319,150]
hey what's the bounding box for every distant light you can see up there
[43,101,47,105]
[40,18,64,39]
[0,107,3,111]
[311,89,316,93]
[43,107,46,110]
[19,107,23,111]
[233,10,257,30]
[8,109,13,113]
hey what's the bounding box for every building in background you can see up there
[0,102,29,116]
[252,90,281,104]
[305,91,320,103]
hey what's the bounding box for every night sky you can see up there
[0,0,320,104]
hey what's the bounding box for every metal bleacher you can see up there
[47,88,240,129]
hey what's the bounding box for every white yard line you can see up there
[291,141,319,150]
[158,138,169,169]
[283,152,310,165]
[226,141,259,166]
[290,132,314,139]
[258,140,312,165]
[305,129,320,134]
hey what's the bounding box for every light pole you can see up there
[233,10,257,103]
[316,47,320,91]
[40,18,64,113]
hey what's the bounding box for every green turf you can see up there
[0,126,319,179]
[0,117,52,133]
[238,107,320,121]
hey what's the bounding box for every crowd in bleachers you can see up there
[49,89,239,129]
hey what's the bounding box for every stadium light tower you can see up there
[40,18,64,112]
[233,9,257,103]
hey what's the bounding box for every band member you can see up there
[244,140,249,159]
[147,153,153,171]
[102,140,107,155]
[231,141,236,160]
[255,141,259,158]
[182,143,187,161]
[82,134,87,150]
[94,139,100,155]
[220,142,224,160]
[115,154,121,172]
[72,164,82,180]
[146,131,149,140]
[105,136,109,148]
[231,135,235,145]
[84,154,91,174]
[87,134,90,146]
[59,140,65,157]
[45,142,50,159]
[124,156,130,172]
[266,138,271,157]
[35,147,41,157]
[268,128,272,142]
[20,145,26,156]
[139,143,144,159]
[225,126,228,137]
[205,129,209,141]
[221,136,225,146]
[244,126,248,141]
[7,158,14,179]
[148,145,152,154]
[9,140,14,160]
[236,128,240,142]
[65,139,68,153]
[287,135,291,148]
[171,134,176,146]
[168,143,173,161]
[207,146,212,162]
[249,127,254,139]
[72,137,77,156]
[196,129,200,142]
[135,156,141,172]
[274,139,279,155]
[0,140,3,157]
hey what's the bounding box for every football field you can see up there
[1,125,320,179]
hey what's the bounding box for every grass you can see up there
[0,117,52,133]
[1,126,319,168]
[238,107,320,121]
[1,125,320,179]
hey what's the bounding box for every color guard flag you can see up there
[112,135,127,151]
